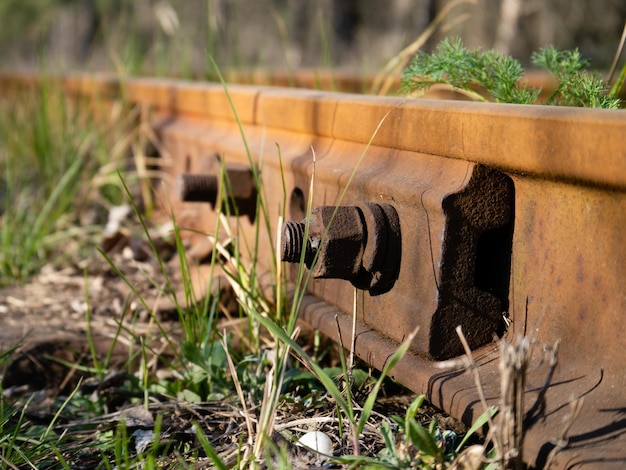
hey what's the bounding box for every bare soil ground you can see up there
[0,229,180,393]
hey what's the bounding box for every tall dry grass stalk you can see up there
[371,0,477,95]
[445,326,577,469]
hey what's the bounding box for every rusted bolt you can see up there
[280,202,401,294]
[355,201,401,295]
[178,173,218,203]
[178,163,257,221]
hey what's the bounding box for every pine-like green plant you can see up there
[531,46,621,108]
[402,38,621,109]
[401,38,539,104]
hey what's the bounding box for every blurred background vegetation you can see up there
[0,0,624,77]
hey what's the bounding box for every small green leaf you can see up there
[333,454,397,468]
[379,421,399,460]
[406,419,443,463]
[405,394,425,423]
[403,38,621,108]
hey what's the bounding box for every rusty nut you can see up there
[281,202,401,294]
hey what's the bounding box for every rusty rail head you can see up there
[109,76,626,190]
[2,72,623,189]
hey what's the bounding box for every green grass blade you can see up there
[405,394,425,423]
[356,326,418,436]
[243,304,352,418]
[406,419,443,463]
[379,420,399,461]
[456,405,498,452]
[195,423,229,470]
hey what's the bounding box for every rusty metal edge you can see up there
[119,77,626,190]
[1,72,624,190]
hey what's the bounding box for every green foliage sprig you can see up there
[402,38,621,109]
[531,47,620,108]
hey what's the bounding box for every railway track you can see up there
[2,72,625,468]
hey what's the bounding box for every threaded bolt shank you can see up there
[178,173,218,203]
[281,220,307,263]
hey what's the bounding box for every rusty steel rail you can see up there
[3,73,626,468]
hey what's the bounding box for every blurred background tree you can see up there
[0,0,623,76]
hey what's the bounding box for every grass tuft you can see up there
[0,80,133,286]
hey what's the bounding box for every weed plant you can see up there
[402,37,623,108]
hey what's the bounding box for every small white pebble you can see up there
[297,431,333,455]
[105,204,131,235]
